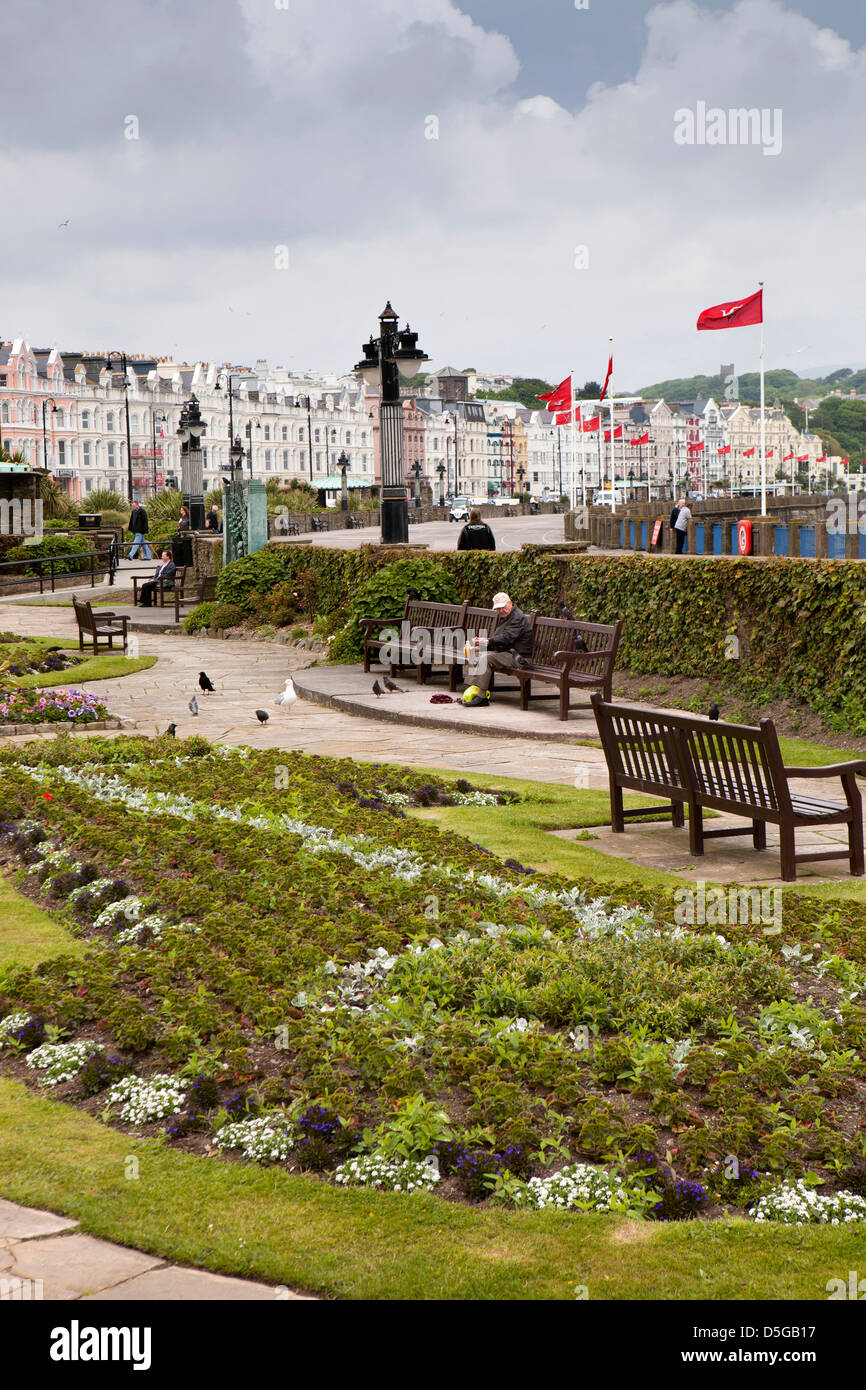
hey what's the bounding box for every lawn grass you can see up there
[11,652,155,688]
[0,1076,859,1301]
[0,873,86,969]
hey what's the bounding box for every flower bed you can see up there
[0,735,865,1222]
[0,688,108,725]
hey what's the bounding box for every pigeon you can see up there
[383,676,404,693]
[57,219,70,229]
[708,704,720,721]
[199,671,216,693]
[405,587,420,601]
[276,678,296,708]
[165,723,177,738]
[372,680,385,697]
[255,709,269,724]
[188,695,199,716]
[557,601,577,622]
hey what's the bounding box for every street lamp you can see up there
[105,352,135,503]
[41,397,58,471]
[410,460,422,508]
[230,437,245,479]
[151,410,167,496]
[214,372,238,453]
[338,449,350,511]
[353,301,429,544]
[176,394,207,530]
[245,418,261,477]
[517,464,526,500]
[297,395,315,481]
[436,462,446,504]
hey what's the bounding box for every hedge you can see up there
[215,546,866,732]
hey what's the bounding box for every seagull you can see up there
[383,676,404,693]
[57,219,70,229]
[188,694,199,716]
[165,723,177,738]
[372,680,385,697]
[708,704,720,721]
[198,671,216,693]
[276,678,296,708]
[255,709,269,724]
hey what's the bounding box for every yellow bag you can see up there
[461,685,488,705]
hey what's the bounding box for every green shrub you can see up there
[4,535,94,575]
[329,557,460,662]
[249,584,300,628]
[184,602,218,634]
[80,489,127,513]
[209,603,245,631]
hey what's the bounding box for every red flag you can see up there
[783,452,793,461]
[798,455,809,463]
[816,455,826,462]
[743,447,756,457]
[554,405,580,426]
[687,440,705,452]
[697,288,763,331]
[599,355,613,401]
[536,375,572,411]
[841,457,850,465]
[764,449,774,458]
[717,445,731,455]
[582,415,600,432]
[630,432,649,447]
[604,425,623,442]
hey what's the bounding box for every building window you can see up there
[81,410,90,429]
[299,427,305,442]
[316,452,322,470]
[107,411,115,431]
[314,428,321,443]
[265,449,272,470]
[283,451,289,468]
[131,414,140,432]
[108,443,116,466]
[264,425,271,441]
[281,426,287,441]
[58,440,66,465]
[85,477,93,493]
[300,450,306,468]
[83,442,91,466]
[361,431,368,445]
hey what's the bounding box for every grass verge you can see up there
[0,1077,857,1301]
[0,873,86,969]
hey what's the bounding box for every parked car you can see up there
[449,496,472,522]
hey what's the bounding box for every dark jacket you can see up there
[154,559,176,584]
[489,605,533,656]
[177,515,191,531]
[130,506,149,534]
[205,512,221,532]
[457,521,496,552]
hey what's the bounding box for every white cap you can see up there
[492,592,510,609]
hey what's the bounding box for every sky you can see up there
[2,0,864,390]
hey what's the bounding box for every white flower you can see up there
[26,1041,93,1085]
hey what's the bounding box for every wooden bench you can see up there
[498,616,621,721]
[72,595,129,655]
[591,695,866,882]
[361,599,473,685]
[174,574,217,623]
[131,565,187,609]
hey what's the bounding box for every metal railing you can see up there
[0,542,117,594]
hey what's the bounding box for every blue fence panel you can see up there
[640,521,648,548]
[860,530,866,560]
[731,523,738,553]
[630,521,636,548]
[774,525,788,557]
[827,531,846,559]
[799,526,815,558]
[712,523,722,555]
[694,523,704,554]
[619,520,624,548]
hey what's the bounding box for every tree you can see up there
[578,380,602,399]
[480,378,554,410]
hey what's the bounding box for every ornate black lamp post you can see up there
[105,352,135,502]
[410,460,422,508]
[151,410,167,495]
[436,462,446,504]
[297,395,315,481]
[338,449,350,511]
[230,437,245,480]
[354,301,429,544]
[176,394,207,529]
[245,418,261,477]
[41,397,57,471]
[517,464,526,500]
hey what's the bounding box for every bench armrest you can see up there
[784,762,866,779]
[358,616,392,634]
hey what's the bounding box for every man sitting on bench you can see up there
[463,591,532,707]
[139,551,176,608]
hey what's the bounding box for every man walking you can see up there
[463,592,533,707]
[129,500,151,561]
[457,508,496,551]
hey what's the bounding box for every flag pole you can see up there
[569,368,576,511]
[608,338,616,511]
[759,280,766,517]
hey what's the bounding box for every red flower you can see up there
[43,793,53,801]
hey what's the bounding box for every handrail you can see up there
[0,545,117,593]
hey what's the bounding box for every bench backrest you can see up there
[72,595,95,634]
[404,599,468,631]
[591,695,684,794]
[532,617,621,677]
[464,605,499,640]
[592,697,787,814]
